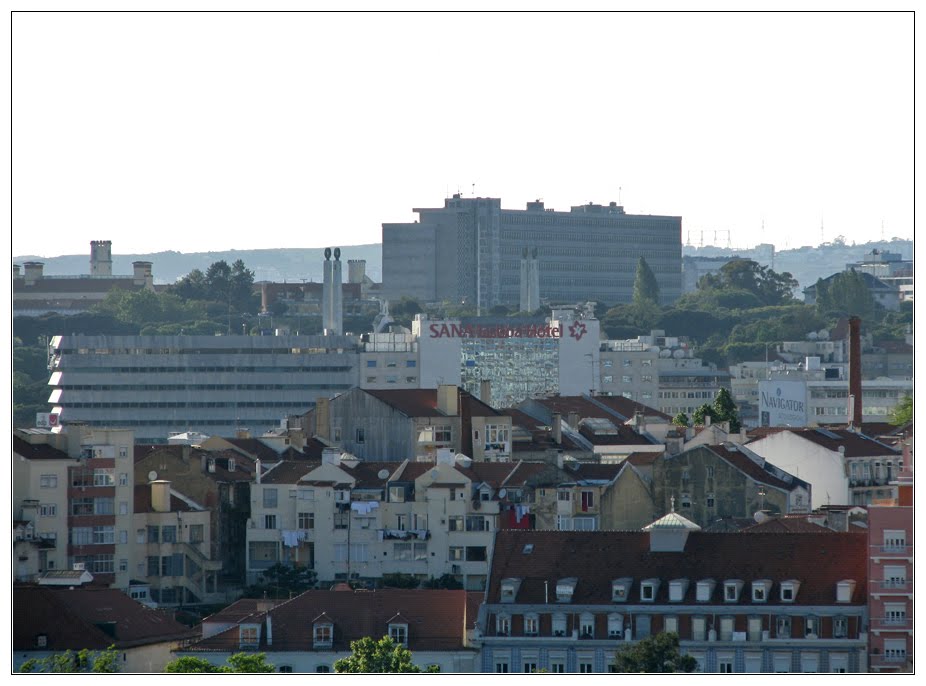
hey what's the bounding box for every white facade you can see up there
[757,378,912,427]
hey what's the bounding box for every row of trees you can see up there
[23,633,695,673]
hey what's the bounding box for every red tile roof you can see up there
[13,584,196,651]
[589,395,672,421]
[488,529,867,606]
[742,516,829,533]
[184,589,481,653]
[625,451,664,467]
[704,444,802,491]
[779,428,901,458]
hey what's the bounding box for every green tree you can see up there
[20,645,120,673]
[890,394,912,426]
[633,256,661,307]
[672,412,690,428]
[712,387,742,433]
[333,636,437,673]
[164,652,275,673]
[692,403,713,426]
[699,258,798,307]
[814,269,879,321]
[612,632,696,673]
[380,572,420,589]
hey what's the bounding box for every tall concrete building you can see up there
[382,195,682,308]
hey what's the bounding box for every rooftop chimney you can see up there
[151,480,171,513]
[552,413,562,445]
[437,385,459,416]
[848,317,862,429]
[23,261,44,285]
[132,261,153,289]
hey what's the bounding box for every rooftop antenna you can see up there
[618,186,622,205]
[820,214,825,246]
[472,183,475,197]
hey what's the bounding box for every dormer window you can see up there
[640,579,660,602]
[836,580,856,603]
[313,622,333,647]
[780,580,800,602]
[240,624,259,647]
[696,579,716,602]
[36,634,47,648]
[608,613,624,639]
[556,578,577,603]
[500,578,521,603]
[496,614,510,636]
[388,623,408,646]
[752,580,772,602]
[612,578,632,602]
[723,580,743,602]
[389,486,405,503]
[669,579,689,602]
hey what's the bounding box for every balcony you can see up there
[871,617,912,631]
[879,580,909,591]
[877,545,912,555]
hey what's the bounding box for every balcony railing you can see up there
[877,545,912,555]
[879,580,910,590]
[871,617,912,631]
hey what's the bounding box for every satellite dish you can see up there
[148,470,158,481]
[498,488,507,499]
[377,469,389,480]
[754,510,769,523]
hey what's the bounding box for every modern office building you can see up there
[382,195,682,308]
[46,333,360,443]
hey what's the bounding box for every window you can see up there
[494,655,510,673]
[279,666,293,673]
[465,546,487,562]
[161,526,177,543]
[263,488,278,509]
[549,659,565,673]
[39,504,56,517]
[523,661,538,673]
[448,516,464,532]
[557,490,572,502]
[706,495,715,509]
[556,515,572,531]
[264,514,277,530]
[608,613,624,638]
[724,581,741,602]
[393,543,411,561]
[366,360,377,368]
[240,626,259,646]
[298,512,314,530]
[333,427,341,442]
[773,653,791,673]
[748,616,762,641]
[406,359,416,367]
[641,583,656,601]
[72,527,92,545]
[579,660,594,673]
[189,524,204,543]
[718,657,734,673]
[465,515,487,532]
[780,582,799,602]
[833,616,848,638]
[692,616,706,641]
[719,616,734,641]
[883,529,907,550]
[356,428,365,443]
[579,613,594,638]
[524,614,539,636]
[884,565,906,587]
[573,516,597,531]
[316,666,330,673]
[396,514,408,531]
[776,615,791,638]
[884,603,906,625]
[389,486,405,503]
[805,615,819,638]
[449,547,464,561]
[580,490,595,510]
[663,616,678,635]
[147,525,159,543]
[552,614,567,637]
[414,542,427,561]
[40,474,58,488]
[496,614,510,635]
[93,469,114,486]
[93,526,115,544]
[314,624,333,647]
[119,501,128,515]
[389,623,408,645]
[333,512,348,529]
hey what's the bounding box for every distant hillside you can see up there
[15,237,910,293]
[683,238,912,293]
[13,244,383,286]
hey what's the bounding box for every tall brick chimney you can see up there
[848,316,863,429]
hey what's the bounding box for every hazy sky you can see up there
[12,11,914,259]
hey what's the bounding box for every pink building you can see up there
[867,436,913,672]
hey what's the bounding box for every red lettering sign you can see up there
[428,323,562,339]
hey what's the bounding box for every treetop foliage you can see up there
[333,636,439,673]
[613,632,697,673]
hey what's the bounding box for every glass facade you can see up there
[461,336,558,408]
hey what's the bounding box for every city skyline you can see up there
[12,11,913,258]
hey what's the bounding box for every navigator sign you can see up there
[429,323,562,339]
[758,380,808,427]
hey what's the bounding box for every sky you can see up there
[11,10,916,259]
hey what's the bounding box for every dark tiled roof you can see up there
[783,428,901,458]
[705,444,801,491]
[226,438,290,462]
[742,516,829,533]
[261,461,321,485]
[503,408,587,452]
[13,584,196,650]
[577,421,653,446]
[625,451,664,467]
[184,589,480,653]
[589,396,672,421]
[13,436,70,460]
[201,598,281,626]
[526,396,615,421]
[364,388,502,419]
[487,530,867,606]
